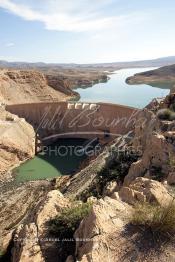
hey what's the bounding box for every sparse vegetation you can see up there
[49,202,92,239]
[169,153,175,168]
[79,149,139,200]
[131,200,175,238]
[157,108,175,121]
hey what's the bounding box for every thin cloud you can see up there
[5,42,14,47]
[0,0,129,32]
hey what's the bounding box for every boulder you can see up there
[102,181,119,197]
[12,223,44,262]
[120,177,172,206]
[74,196,130,261]
[124,133,173,186]
[36,190,70,236]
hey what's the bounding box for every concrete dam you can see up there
[6,102,140,145]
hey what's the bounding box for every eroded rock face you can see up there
[72,178,175,262]
[0,69,75,104]
[12,223,44,262]
[46,74,79,97]
[36,190,70,237]
[0,180,51,256]
[0,107,35,181]
[119,177,172,206]
[12,190,70,262]
[124,105,175,186]
[74,196,130,262]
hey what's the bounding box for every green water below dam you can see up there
[14,138,89,183]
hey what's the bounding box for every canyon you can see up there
[1,65,175,262]
[1,93,175,261]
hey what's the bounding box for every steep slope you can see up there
[0,105,35,181]
[0,69,78,104]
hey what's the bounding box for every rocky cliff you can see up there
[43,69,108,89]
[0,69,78,105]
[0,105,35,182]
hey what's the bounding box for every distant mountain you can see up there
[1,56,175,70]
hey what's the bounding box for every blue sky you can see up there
[0,0,175,63]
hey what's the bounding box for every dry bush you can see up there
[131,200,175,237]
[157,108,175,121]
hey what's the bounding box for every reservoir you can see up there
[76,68,170,108]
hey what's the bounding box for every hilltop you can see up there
[0,69,79,104]
[126,64,175,91]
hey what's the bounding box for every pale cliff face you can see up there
[0,106,35,181]
[0,69,76,105]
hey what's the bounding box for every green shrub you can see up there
[157,109,173,120]
[49,202,92,239]
[130,201,175,237]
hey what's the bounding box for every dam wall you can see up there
[6,102,140,141]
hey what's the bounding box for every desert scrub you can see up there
[157,108,175,121]
[49,202,92,239]
[131,200,175,237]
[79,150,139,201]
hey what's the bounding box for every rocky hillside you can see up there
[42,68,109,89]
[0,105,35,182]
[126,64,175,91]
[0,69,78,104]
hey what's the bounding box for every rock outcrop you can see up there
[124,98,175,186]
[119,177,172,206]
[0,69,77,104]
[0,106,35,181]
[46,74,79,97]
[73,179,175,262]
[12,190,70,262]
[74,196,130,262]
[12,223,45,262]
[0,180,51,256]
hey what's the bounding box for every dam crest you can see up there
[6,102,140,145]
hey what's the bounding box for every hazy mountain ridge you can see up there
[1,56,175,70]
